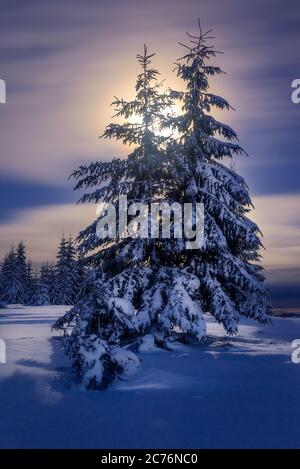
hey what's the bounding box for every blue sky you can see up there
[0,0,299,306]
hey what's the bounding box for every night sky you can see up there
[0,0,299,306]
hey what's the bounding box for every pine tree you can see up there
[24,261,35,305]
[156,21,271,334]
[1,242,30,304]
[32,264,52,306]
[54,268,140,389]
[30,267,40,305]
[66,237,81,302]
[54,237,78,305]
[15,242,28,303]
[46,264,56,305]
[54,46,174,388]
[74,253,88,303]
[0,264,6,308]
[0,263,4,306]
[1,249,20,304]
[53,237,67,304]
[54,30,270,389]
[0,242,34,305]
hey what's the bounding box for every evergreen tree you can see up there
[15,242,28,303]
[66,237,81,302]
[30,267,40,305]
[54,268,140,389]
[0,262,4,306]
[1,249,20,304]
[24,261,35,305]
[54,237,78,305]
[0,264,6,308]
[74,253,88,303]
[0,242,34,305]
[53,237,68,304]
[46,264,56,305]
[32,264,52,306]
[54,30,270,389]
[157,21,271,333]
[54,46,173,388]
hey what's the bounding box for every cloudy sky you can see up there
[0,0,299,306]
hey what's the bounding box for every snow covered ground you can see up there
[0,305,299,448]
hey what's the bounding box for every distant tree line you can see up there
[0,238,88,308]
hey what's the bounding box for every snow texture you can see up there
[0,305,299,448]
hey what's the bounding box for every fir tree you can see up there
[157,21,271,333]
[54,268,140,389]
[24,261,35,305]
[15,242,28,303]
[0,265,6,308]
[32,264,52,306]
[54,30,270,389]
[54,237,79,305]
[66,237,81,302]
[74,253,88,303]
[46,264,56,305]
[0,263,4,306]
[54,46,173,388]
[1,249,20,304]
[0,242,34,305]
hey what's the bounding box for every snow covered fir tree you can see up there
[53,24,271,389]
[32,264,53,306]
[0,238,86,307]
[0,242,32,305]
[53,237,80,305]
[0,249,19,304]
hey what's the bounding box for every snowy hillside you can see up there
[0,305,299,448]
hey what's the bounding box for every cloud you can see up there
[252,193,300,271]
[0,0,299,190]
[0,192,299,273]
[0,203,95,263]
[0,174,76,222]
